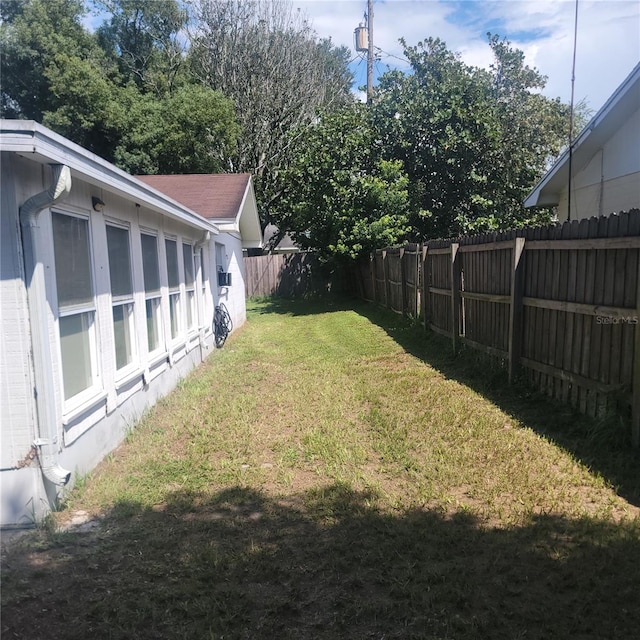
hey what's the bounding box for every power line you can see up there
[374,46,409,65]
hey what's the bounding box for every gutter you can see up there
[19,164,72,486]
[2,120,219,235]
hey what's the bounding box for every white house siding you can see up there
[213,232,248,330]
[557,107,640,220]
[1,156,41,526]
[1,154,221,527]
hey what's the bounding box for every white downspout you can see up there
[194,231,211,355]
[19,164,72,486]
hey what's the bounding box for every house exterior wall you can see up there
[0,153,229,527]
[1,156,39,518]
[212,232,248,330]
[557,107,640,220]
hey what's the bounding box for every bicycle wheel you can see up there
[219,302,233,333]
[213,306,227,348]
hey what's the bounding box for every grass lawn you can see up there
[2,298,640,639]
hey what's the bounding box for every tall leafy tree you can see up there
[93,0,189,95]
[187,0,354,226]
[0,0,127,158]
[277,105,411,262]
[1,0,101,119]
[1,0,239,173]
[114,84,239,174]
[371,36,571,238]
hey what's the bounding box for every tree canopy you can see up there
[2,2,578,258]
[187,0,354,225]
[0,0,240,172]
[276,106,411,261]
[370,35,571,239]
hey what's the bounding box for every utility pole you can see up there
[367,0,374,102]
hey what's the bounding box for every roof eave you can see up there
[524,62,640,209]
[237,176,263,249]
[0,120,219,234]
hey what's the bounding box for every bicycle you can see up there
[213,302,233,348]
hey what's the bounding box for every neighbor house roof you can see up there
[525,62,640,208]
[262,223,300,253]
[0,120,219,234]
[137,173,263,249]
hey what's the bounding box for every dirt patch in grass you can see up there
[3,298,640,639]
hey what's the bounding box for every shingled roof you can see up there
[136,173,252,221]
[136,173,263,248]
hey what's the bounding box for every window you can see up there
[141,233,163,354]
[165,238,180,339]
[106,224,136,371]
[183,242,195,330]
[52,212,96,400]
[200,246,208,326]
[215,242,229,286]
[215,243,226,275]
[200,246,207,296]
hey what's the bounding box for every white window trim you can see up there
[50,208,103,413]
[165,236,182,344]
[183,242,197,335]
[106,221,139,381]
[140,230,166,361]
[144,294,166,359]
[198,246,212,336]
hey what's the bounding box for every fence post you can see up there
[422,245,429,330]
[399,247,406,316]
[382,250,389,309]
[508,237,526,383]
[632,255,640,447]
[370,252,376,304]
[451,243,461,354]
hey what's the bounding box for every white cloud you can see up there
[299,0,640,112]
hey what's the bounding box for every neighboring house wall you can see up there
[0,154,222,527]
[557,107,640,220]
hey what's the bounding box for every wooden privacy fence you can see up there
[356,210,640,445]
[244,253,342,298]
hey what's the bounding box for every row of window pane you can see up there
[53,212,204,402]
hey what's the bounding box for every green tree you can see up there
[1,0,239,174]
[1,0,102,119]
[0,0,127,159]
[188,0,354,227]
[115,84,239,175]
[371,36,571,238]
[277,106,411,262]
[93,0,189,95]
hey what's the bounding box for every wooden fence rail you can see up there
[355,210,640,445]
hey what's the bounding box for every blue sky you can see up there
[299,0,640,113]
[83,1,639,115]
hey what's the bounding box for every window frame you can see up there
[105,221,138,378]
[51,209,101,411]
[140,231,165,358]
[199,246,211,335]
[182,241,196,333]
[165,237,181,341]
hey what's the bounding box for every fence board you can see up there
[355,209,640,445]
